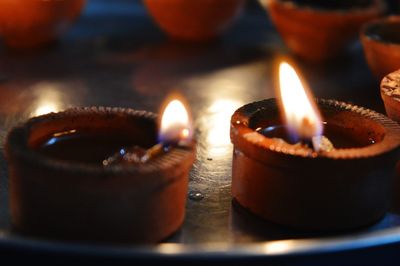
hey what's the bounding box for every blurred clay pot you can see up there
[263,0,385,62]
[361,16,400,79]
[144,0,245,41]
[0,0,85,49]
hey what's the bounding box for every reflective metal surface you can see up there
[0,0,399,264]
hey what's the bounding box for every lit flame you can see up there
[278,62,323,142]
[159,98,192,144]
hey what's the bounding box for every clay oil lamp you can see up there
[0,0,85,49]
[230,62,400,231]
[261,0,385,62]
[143,0,245,41]
[381,69,400,179]
[381,68,400,122]
[5,97,196,243]
[361,16,400,79]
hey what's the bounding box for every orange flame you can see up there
[278,62,323,142]
[159,97,192,144]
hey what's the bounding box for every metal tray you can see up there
[0,0,399,264]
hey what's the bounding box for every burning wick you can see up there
[278,62,332,152]
[258,124,334,153]
[103,144,167,166]
[312,136,334,153]
[103,98,193,166]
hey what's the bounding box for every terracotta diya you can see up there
[361,16,400,79]
[262,0,385,62]
[230,62,400,231]
[5,99,195,243]
[144,0,245,41]
[0,0,85,49]
[381,68,400,123]
[381,69,400,180]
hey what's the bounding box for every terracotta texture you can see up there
[361,16,400,79]
[381,69,400,180]
[144,0,245,41]
[264,0,385,62]
[5,107,196,243]
[0,0,85,48]
[381,69,400,122]
[230,99,400,231]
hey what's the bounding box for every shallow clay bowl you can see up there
[230,98,400,231]
[144,0,245,41]
[5,107,195,243]
[0,0,85,49]
[381,69,400,200]
[361,16,400,79]
[262,0,385,62]
[381,68,400,122]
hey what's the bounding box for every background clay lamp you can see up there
[0,0,85,49]
[381,68,400,122]
[230,62,400,231]
[381,69,400,180]
[361,16,400,79]
[5,100,195,243]
[143,0,245,41]
[262,0,385,62]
